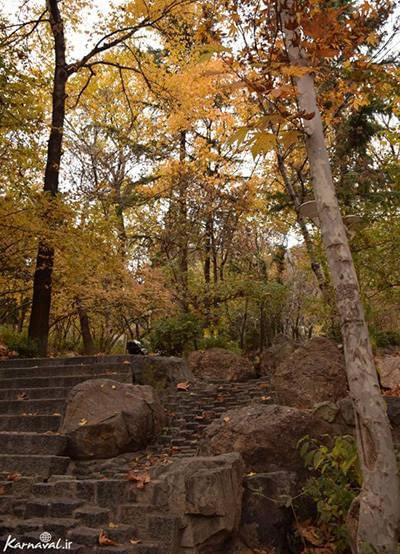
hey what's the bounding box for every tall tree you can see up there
[278,0,399,551]
[6,0,190,354]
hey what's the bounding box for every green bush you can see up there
[374,330,400,348]
[149,314,203,356]
[0,325,39,358]
[197,335,240,353]
[296,435,361,553]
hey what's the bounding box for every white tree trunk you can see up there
[278,2,400,551]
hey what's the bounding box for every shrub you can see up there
[0,325,39,358]
[149,314,203,356]
[374,330,400,348]
[296,435,361,553]
[197,335,240,353]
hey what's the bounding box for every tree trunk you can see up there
[279,2,400,551]
[177,131,189,312]
[28,0,67,356]
[276,150,329,297]
[76,302,95,355]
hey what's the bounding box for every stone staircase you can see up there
[0,355,272,552]
[155,378,271,457]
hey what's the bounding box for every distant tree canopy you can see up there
[0,0,398,357]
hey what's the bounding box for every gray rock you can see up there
[337,397,355,426]
[187,349,256,383]
[271,337,348,409]
[313,401,340,423]
[149,453,244,553]
[61,379,166,459]
[259,335,299,376]
[375,352,400,389]
[133,355,194,390]
[199,404,334,477]
[239,471,297,553]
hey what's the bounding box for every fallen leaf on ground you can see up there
[130,538,142,544]
[79,418,88,426]
[223,416,231,423]
[127,470,151,489]
[261,395,271,401]
[7,473,21,482]
[108,522,119,529]
[177,381,190,391]
[98,530,119,546]
[296,522,324,546]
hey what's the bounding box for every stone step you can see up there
[15,517,78,537]
[0,398,63,415]
[0,455,70,478]
[92,545,161,554]
[0,432,67,455]
[0,355,134,369]
[0,364,132,379]
[0,386,70,401]
[33,479,134,507]
[0,414,61,432]
[0,372,131,390]
[0,476,34,497]
[24,497,84,518]
[67,523,137,547]
[74,505,111,526]
[0,496,13,515]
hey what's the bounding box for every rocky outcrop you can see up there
[61,379,166,459]
[187,348,256,383]
[259,335,299,376]
[239,471,296,552]
[375,351,400,389]
[149,452,245,553]
[199,404,334,476]
[271,336,348,408]
[133,355,194,390]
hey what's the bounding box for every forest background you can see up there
[0,0,399,359]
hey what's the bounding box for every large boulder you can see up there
[239,471,296,553]
[148,453,245,553]
[133,355,194,390]
[259,335,299,376]
[271,336,348,408]
[199,404,335,477]
[187,348,256,383]
[375,351,400,389]
[61,379,166,459]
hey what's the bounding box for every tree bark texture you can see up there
[28,0,67,355]
[77,302,96,355]
[279,1,400,551]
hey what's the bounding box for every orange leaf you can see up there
[7,473,21,482]
[98,530,119,547]
[177,381,191,391]
[127,470,151,489]
[296,522,324,546]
